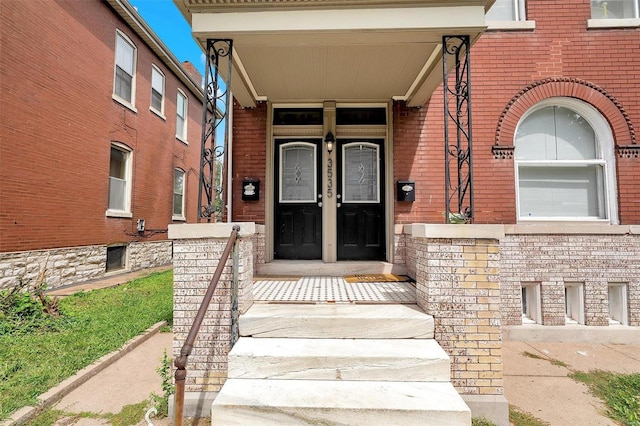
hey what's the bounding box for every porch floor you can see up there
[253,276,416,304]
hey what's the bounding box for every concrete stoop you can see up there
[211,303,471,425]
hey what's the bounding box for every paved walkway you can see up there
[25,335,640,426]
[503,340,640,425]
[6,267,640,425]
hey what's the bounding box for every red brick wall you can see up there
[0,0,202,252]
[395,0,639,224]
[224,0,639,226]
[231,101,267,223]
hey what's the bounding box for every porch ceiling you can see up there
[175,0,493,107]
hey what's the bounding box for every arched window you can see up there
[514,98,618,223]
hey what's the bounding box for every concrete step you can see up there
[239,303,434,339]
[228,338,450,382]
[211,379,471,426]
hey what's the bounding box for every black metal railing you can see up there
[173,225,240,426]
[198,39,233,222]
[443,35,474,224]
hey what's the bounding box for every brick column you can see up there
[406,224,508,424]
[168,223,255,415]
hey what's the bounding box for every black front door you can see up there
[337,139,385,260]
[274,139,322,259]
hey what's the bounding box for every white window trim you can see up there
[587,18,640,28]
[112,30,137,113]
[487,20,536,30]
[106,142,133,218]
[608,283,629,325]
[564,282,585,325]
[514,97,619,224]
[279,141,318,204]
[522,283,541,324]
[176,89,188,144]
[588,0,640,26]
[173,168,186,221]
[150,65,166,119]
[342,141,381,204]
[486,0,534,29]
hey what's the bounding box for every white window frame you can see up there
[342,141,381,204]
[486,0,536,30]
[176,89,188,143]
[588,0,640,28]
[113,30,137,111]
[514,97,618,224]
[279,141,318,204]
[173,168,186,221]
[107,143,133,218]
[608,283,629,325]
[564,282,585,325]
[521,283,541,324]
[150,65,165,118]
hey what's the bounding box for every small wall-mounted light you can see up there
[137,219,145,233]
[324,131,335,154]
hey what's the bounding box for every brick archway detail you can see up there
[493,77,637,159]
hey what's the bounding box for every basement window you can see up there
[106,245,127,273]
[608,283,628,325]
[521,283,541,324]
[564,282,585,325]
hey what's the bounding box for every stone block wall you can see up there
[129,241,173,271]
[406,225,505,397]
[169,223,254,394]
[500,227,640,327]
[0,241,172,291]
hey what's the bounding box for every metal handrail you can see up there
[173,225,240,426]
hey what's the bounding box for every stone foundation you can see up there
[0,240,172,291]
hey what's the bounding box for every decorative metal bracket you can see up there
[198,39,233,221]
[443,35,474,224]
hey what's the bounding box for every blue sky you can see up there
[128,0,205,75]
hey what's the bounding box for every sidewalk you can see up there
[8,267,640,425]
[52,331,174,426]
[26,335,640,426]
[503,339,640,425]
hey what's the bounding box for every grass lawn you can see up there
[0,270,173,420]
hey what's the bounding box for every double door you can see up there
[274,138,385,261]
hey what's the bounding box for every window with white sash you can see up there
[515,98,618,222]
[176,90,188,142]
[151,65,165,116]
[486,0,527,21]
[173,168,185,220]
[591,0,639,19]
[114,31,136,107]
[107,143,132,217]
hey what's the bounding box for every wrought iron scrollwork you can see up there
[443,35,474,224]
[198,39,233,221]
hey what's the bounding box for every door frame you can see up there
[264,101,395,263]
